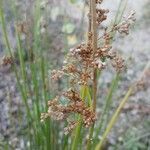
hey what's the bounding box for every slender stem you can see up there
[94,73,120,142]
[87,1,98,149]
[91,0,97,112]
[71,86,86,150]
[88,0,92,33]
[95,87,133,150]
[0,1,32,119]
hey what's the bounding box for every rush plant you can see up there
[41,0,137,150]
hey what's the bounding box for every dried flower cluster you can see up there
[64,121,78,135]
[41,0,135,134]
[17,21,29,35]
[133,66,150,94]
[110,51,126,72]
[51,6,135,84]
[0,56,14,66]
[41,89,96,134]
[113,11,136,35]
[96,8,109,25]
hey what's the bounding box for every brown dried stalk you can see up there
[91,0,98,112]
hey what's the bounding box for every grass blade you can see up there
[71,86,87,150]
[95,87,133,150]
[94,73,120,143]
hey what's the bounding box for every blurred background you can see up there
[0,0,150,149]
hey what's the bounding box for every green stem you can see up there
[71,86,86,150]
[85,86,92,108]
[0,1,32,119]
[95,87,133,150]
[87,124,95,150]
[94,73,120,142]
